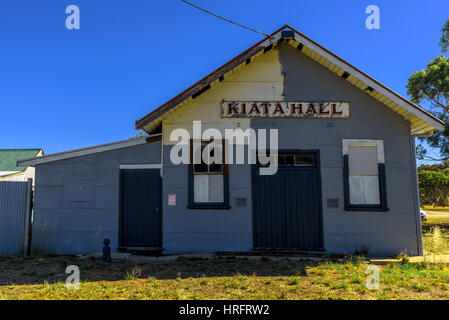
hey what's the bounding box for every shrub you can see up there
[419,169,449,206]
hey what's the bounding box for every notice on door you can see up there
[168,194,176,206]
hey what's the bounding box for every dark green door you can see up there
[120,169,161,247]
[253,151,324,250]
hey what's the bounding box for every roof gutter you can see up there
[17,134,161,167]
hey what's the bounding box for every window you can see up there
[188,140,230,209]
[257,152,317,167]
[342,140,388,211]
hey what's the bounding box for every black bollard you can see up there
[103,238,111,262]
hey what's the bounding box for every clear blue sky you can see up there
[1,0,448,154]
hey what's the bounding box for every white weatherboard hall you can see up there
[19,25,444,257]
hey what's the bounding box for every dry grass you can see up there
[0,214,448,300]
[0,255,448,300]
[422,214,449,256]
[423,206,449,213]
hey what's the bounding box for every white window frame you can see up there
[342,139,388,211]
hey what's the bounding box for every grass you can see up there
[0,214,448,300]
[1,256,449,300]
[422,213,449,256]
[423,205,449,213]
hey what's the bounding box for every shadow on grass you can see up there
[422,217,449,235]
[0,255,325,286]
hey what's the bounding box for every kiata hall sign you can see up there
[221,101,350,118]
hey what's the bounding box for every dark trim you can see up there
[297,43,304,51]
[145,134,162,143]
[343,155,389,212]
[118,169,124,247]
[135,24,444,132]
[251,163,257,249]
[158,174,163,247]
[378,163,388,209]
[192,84,210,99]
[341,71,350,79]
[263,44,273,53]
[187,140,230,210]
[251,149,324,251]
[187,204,231,210]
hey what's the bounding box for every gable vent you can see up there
[281,30,295,38]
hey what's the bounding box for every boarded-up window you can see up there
[348,146,380,205]
[342,139,388,211]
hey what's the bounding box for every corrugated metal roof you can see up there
[17,134,161,167]
[0,149,42,172]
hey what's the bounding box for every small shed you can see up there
[0,149,43,183]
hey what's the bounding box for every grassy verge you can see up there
[423,206,449,213]
[422,213,449,256]
[0,214,448,300]
[0,255,448,300]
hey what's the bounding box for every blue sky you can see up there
[0,0,448,154]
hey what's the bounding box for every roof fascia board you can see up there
[291,31,444,132]
[135,29,285,131]
[135,24,444,133]
[17,134,161,167]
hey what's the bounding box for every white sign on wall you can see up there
[168,194,176,206]
[221,101,350,118]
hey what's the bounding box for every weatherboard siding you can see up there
[162,44,420,256]
[32,142,161,255]
[160,48,284,253]
[250,44,420,256]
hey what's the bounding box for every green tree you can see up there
[419,169,449,206]
[407,18,449,162]
[440,18,449,53]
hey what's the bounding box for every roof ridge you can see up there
[134,24,444,134]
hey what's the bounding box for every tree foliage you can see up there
[407,56,449,112]
[419,169,449,206]
[407,18,449,162]
[440,18,449,54]
[418,163,449,172]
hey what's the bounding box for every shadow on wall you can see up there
[31,221,106,255]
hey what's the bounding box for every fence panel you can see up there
[0,179,32,255]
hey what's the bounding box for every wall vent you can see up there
[235,198,247,208]
[327,198,339,208]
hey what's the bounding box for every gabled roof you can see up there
[135,24,445,135]
[0,149,43,172]
[17,134,161,167]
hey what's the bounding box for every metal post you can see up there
[103,238,111,262]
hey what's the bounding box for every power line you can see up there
[181,0,270,37]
